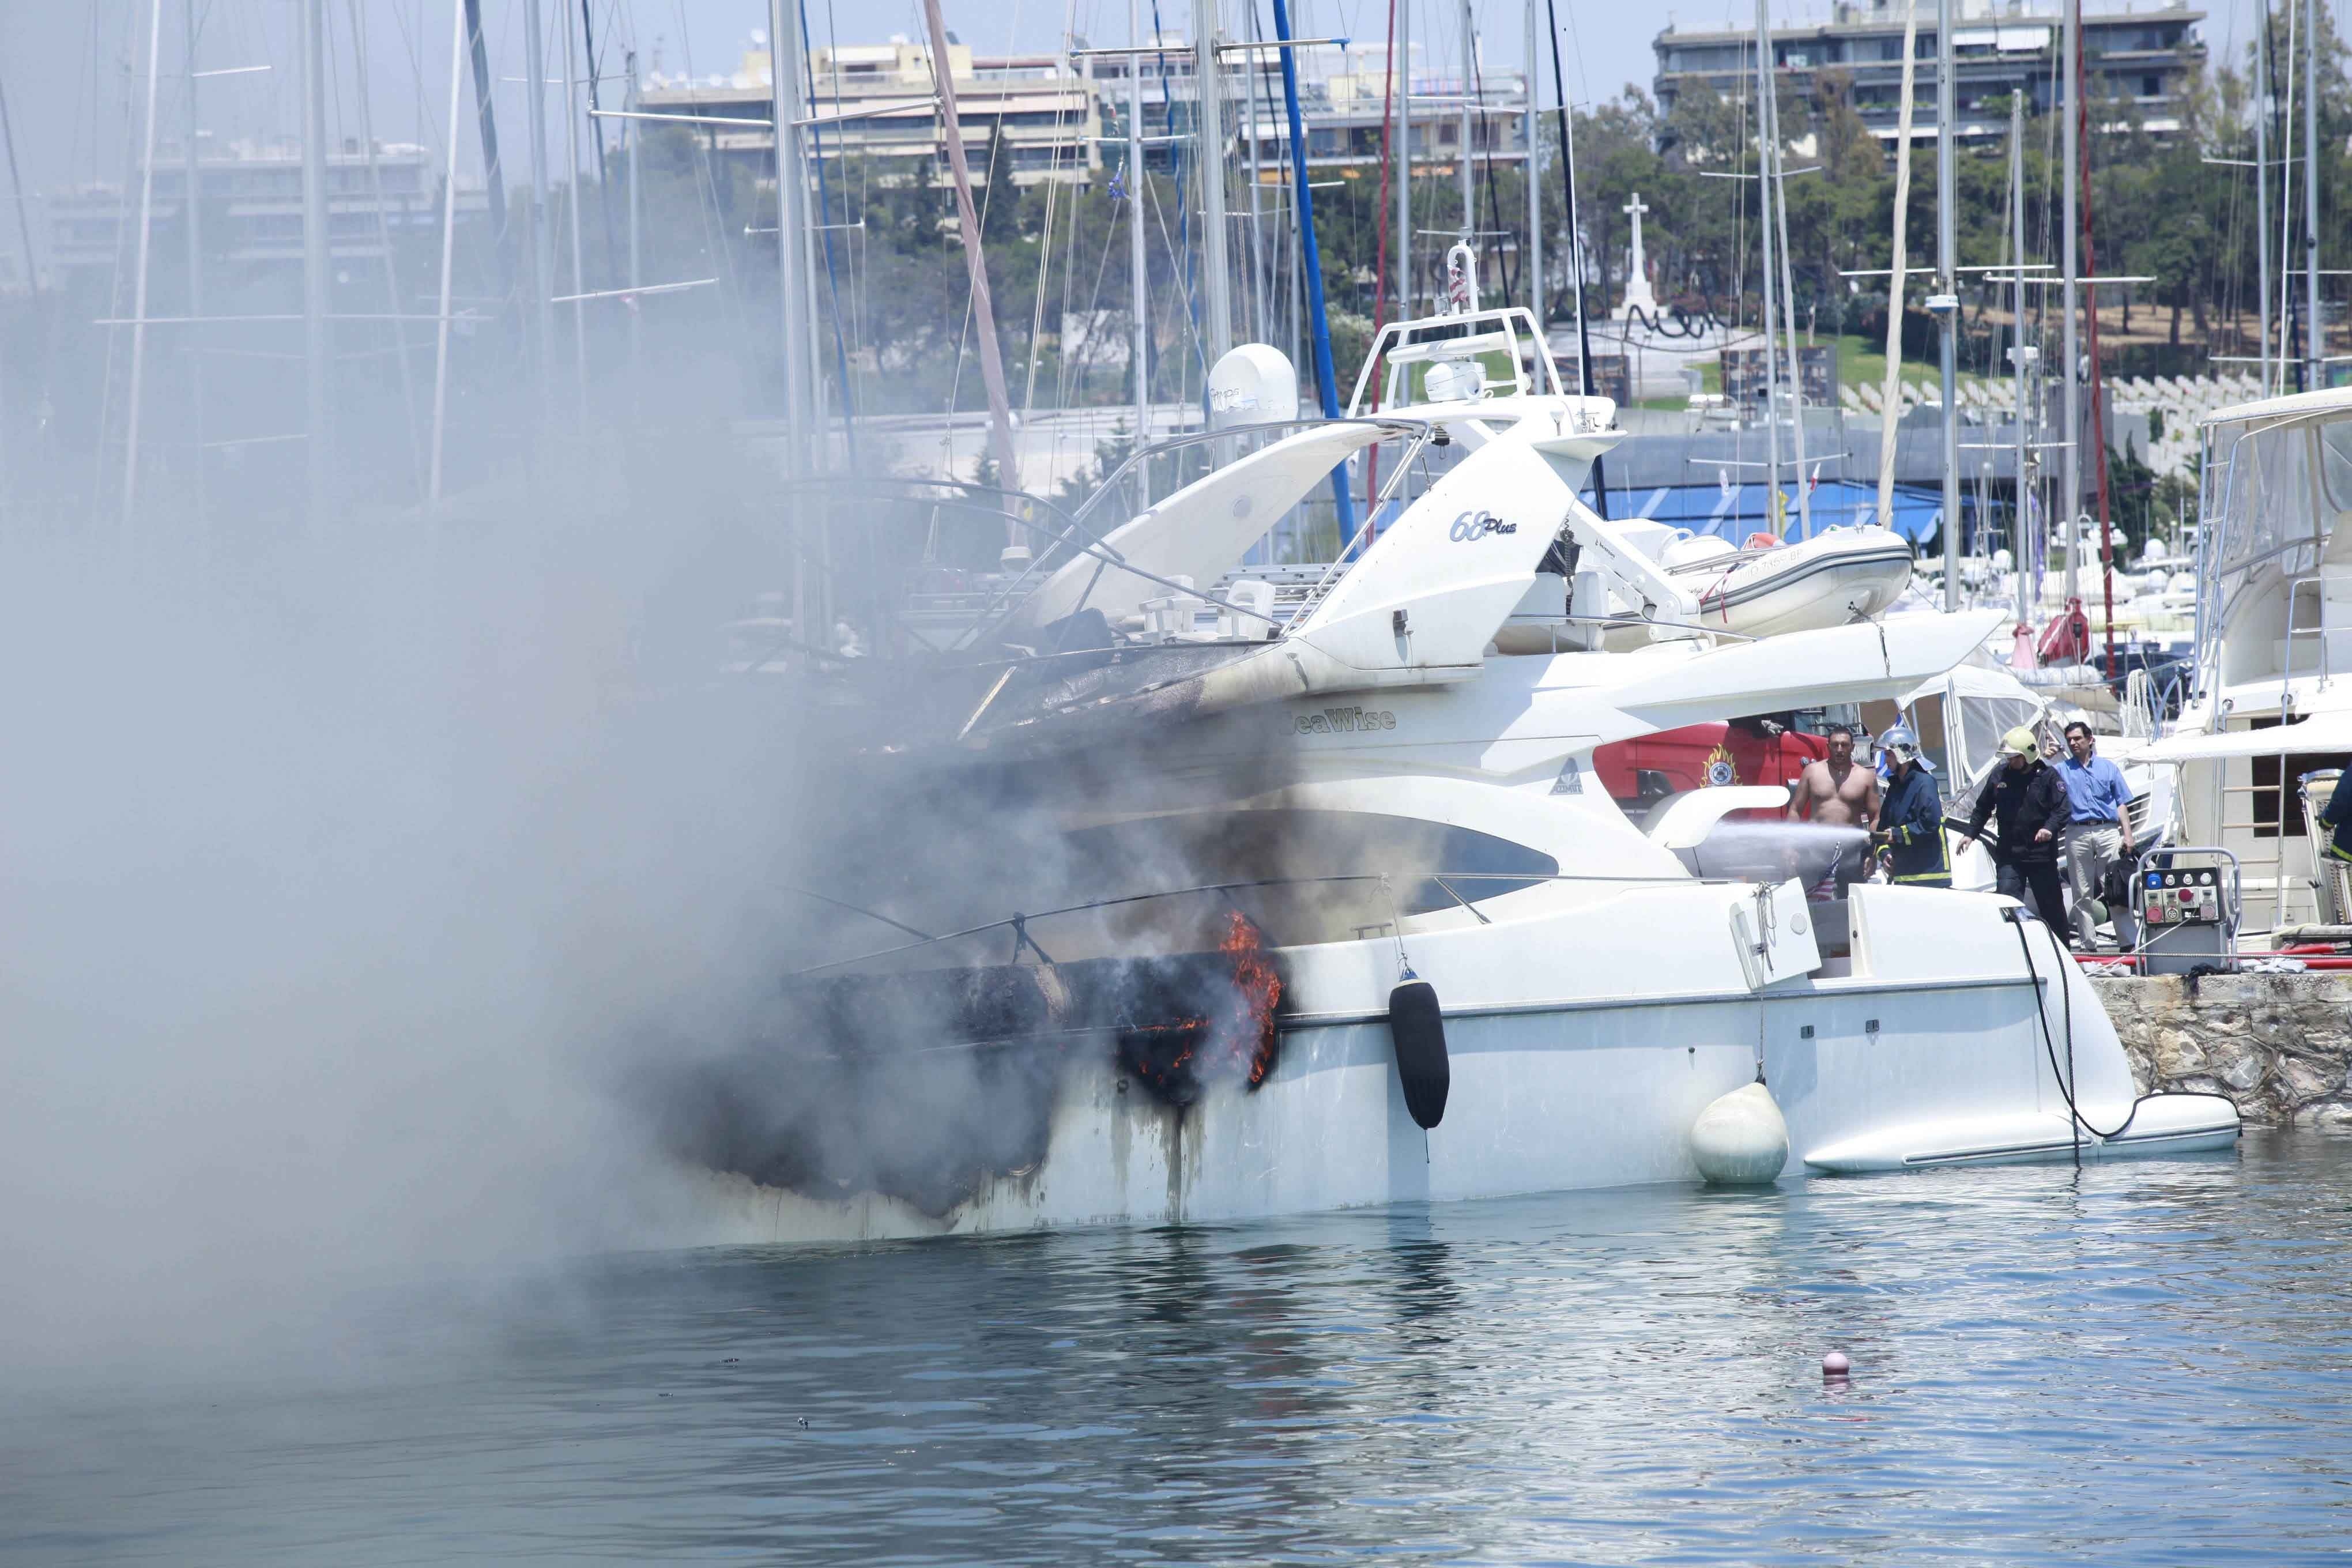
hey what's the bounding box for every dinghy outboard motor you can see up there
[1388,979,1450,1129]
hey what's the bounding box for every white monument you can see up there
[1612,191,1658,319]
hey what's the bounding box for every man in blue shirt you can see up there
[2058,721,2134,948]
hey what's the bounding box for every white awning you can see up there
[2131,715,2352,764]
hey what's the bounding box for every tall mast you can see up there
[626,51,642,372]
[1196,8,1232,363]
[1242,5,1268,341]
[2060,0,2081,594]
[560,0,587,417]
[1544,0,1607,513]
[2304,0,2321,393]
[1767,31,1810,537]
[920,0,1019,495]
[1935,0,1959,607]
[1751,0,1781,525]
[122,0,164,526]
[429,0,465,503]
[768,0,812,477]
[1523,0,1541,321]
[300,0,330,522]
[2255,2,2271,392]
[1874,0,1917,534]
[2010,93,2030,613]
[1270,0,1356,540]
[1128,0,1150,497]
[523,0,554,406]
[183,0,205,530]
[1394,0,1411,315]
[1457,0,1473,239]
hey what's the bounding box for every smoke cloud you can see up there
[0,444,851,1379]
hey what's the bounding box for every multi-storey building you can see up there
[44,137,485,279]
[641,36,1102,188]
[1653,0,2206,142]
[638,34,1526,189]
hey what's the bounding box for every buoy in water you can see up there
[1822,1351,1851,1376]
[1689,1079,1789,1185]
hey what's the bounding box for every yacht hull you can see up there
[665,886,2238,1246]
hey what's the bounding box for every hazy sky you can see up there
[0,0,2324,261]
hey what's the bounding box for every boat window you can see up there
[1059,809,1560,919]
[2319,419,2352,519]
[2217,418,2325,581]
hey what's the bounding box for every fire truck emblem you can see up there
[1703,743,1740,787]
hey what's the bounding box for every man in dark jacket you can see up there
[1966,725,2072,933]
[1874,725,1949,887]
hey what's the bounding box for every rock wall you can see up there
[2091,972,2352,1128]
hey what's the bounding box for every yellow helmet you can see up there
[2001,725,2040,758]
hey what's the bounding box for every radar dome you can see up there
[1207,344,1301,430]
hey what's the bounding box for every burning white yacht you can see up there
[665,288,2238,1246]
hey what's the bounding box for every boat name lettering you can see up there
[1448,510,1516,542]
[1294,707,1398,736]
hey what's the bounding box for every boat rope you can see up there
[2004,905,2153,1156]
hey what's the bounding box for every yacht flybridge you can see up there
[671,281,2238,1246]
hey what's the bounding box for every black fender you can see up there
[1388,981,1449,1129]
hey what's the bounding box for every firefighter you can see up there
[1873,725,1950,888]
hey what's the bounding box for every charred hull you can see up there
[642,923,1286,1218]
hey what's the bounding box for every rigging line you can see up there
[345,0,428,500]
[797,0,859,463]
[1465,0,1511,304]
[1148,0,1207,378]
[579,0,618,283]
[1020,0,1080,428]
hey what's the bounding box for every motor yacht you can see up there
[664,288,2240,1246]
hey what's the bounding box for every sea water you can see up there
[7,1132,2351,1565]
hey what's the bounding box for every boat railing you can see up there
[785,869,1753,980]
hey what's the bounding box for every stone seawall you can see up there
[2091,973,2352,1128]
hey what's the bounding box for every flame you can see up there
[1114,912,1285,1105]
[1221,911,1283,1088]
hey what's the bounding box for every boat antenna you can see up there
[1270,0,1359,542]
[1540,0,1609,517]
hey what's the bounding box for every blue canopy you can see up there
[1603,479,1947,546]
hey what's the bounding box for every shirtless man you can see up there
[1792,725,1879,893]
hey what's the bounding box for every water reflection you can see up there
[5,1136,2350,1565]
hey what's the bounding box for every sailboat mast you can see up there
[1457,0,1473,239]
[1522,0,1540,321]
[2256,1,2271,392]
[523,0,554,407]
[765,0,813,478]
[1129,0,1150,495]
[2060,0,2081,595]
[429,0,465,503]
[183,0,205,530]
[2010,94,2030,614]
[1767,35,1811,537]
[920,0,1018,495]
[122,0,164,526]
[1935,0,1959,608]
[1196,11,1232,364]
[2304,0,2321,392]
[300,0,330,522]
[1394,0,1411,315]
[1269,0,1356,541]
[1751,0,1781,525]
